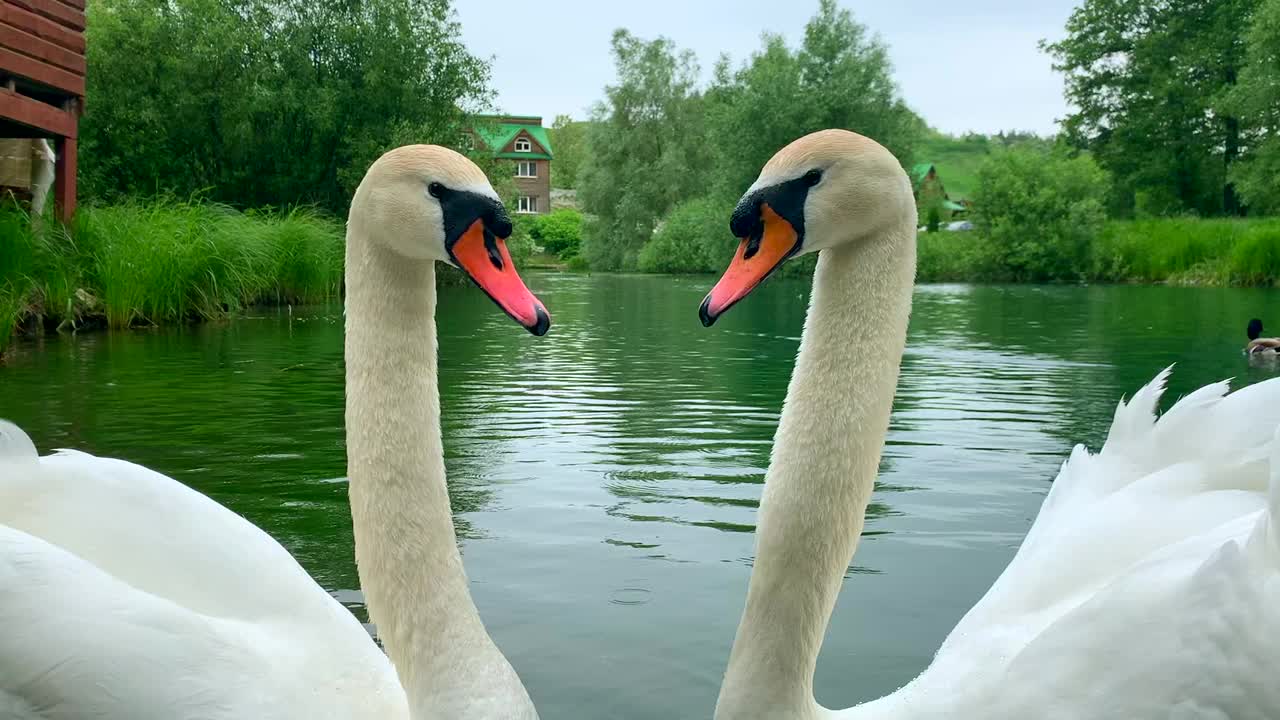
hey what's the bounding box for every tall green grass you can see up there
[1091,218,1280,285]
[917,217,1280,286]
[74,200,344,328]
[0,199,345,354]
[0,201,82,344]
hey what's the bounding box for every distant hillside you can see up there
[913,132,989,201]
[913,129,1052,201]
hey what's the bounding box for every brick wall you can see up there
[512,159,551,214]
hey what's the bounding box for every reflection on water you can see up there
[3,275,1278,717]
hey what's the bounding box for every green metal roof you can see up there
[911,163,936,187]
[473,119,554,160]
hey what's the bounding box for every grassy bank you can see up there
[918,217,1280,285]
[0,199,344,355]
[0,198,542,356]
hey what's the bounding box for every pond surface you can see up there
[4,274,1279,718]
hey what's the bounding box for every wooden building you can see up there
[911,162,968,221]
[0,0,84,221]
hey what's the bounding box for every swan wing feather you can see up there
[0,421,407,719]
[865,370,1280,718]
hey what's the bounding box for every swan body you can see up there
[701,129,1280,719]
[1,145,547,719]
[0,436,407,719]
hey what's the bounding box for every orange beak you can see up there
[699,204,800,326]
[450,220,551,336]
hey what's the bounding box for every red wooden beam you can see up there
[0,23,84,74]
[0,3,83,54]
[4,0,84,32]
[0,87,77,137]
[54,133,74,221]
[0,46,83,96]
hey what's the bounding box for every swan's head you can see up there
[698,129,913,326]
[1249,318,1264,341]
[351,144,550,336]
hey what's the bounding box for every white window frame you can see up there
[517,195,537,214]
[514,136,532,153]
[515,161,537,178]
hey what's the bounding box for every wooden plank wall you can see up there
[0,0,86,99]
[0,0,85,219]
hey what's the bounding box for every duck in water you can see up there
[1247,318,1280,353]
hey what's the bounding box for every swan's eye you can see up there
[803,169,822,187]
[428,182,445,198]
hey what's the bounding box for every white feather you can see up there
[0,426,407,720]
[868,370,1280,718]
[711,130,1280,720]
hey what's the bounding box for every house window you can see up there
[514,137,532,152]
[516,161,537,178]
[517,195,537,213]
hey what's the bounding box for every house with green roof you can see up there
[471,115,554,215]
[911,163,968,223]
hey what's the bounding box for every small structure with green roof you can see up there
[471,115,554,215]
[911,162,968,224]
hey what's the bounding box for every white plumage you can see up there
[856,368,1280,719]
[0,145,543,720]
[0,432,405,720]
[705,129,1280,719]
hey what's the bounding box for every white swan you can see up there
[0,145,547,720]
[698,129,1280,719]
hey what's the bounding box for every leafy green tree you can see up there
[1044,0,1258,217]
[1226,0,1280,214]
[579,2,922,273]
[547,115,590,189]
[704,0,923,196]
[81,0,492,213]
[577,30,713,270]
[971,146,1112,282]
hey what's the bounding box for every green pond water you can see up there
[4,273,1279,718]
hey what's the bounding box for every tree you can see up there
[705,0,923,196]
[577,30,712,271]
[547,115,589,189]
[972,147,1111,282]
[81,0,493,213]
[1044,0,1259,217]
[1226,0,1280,214]
[577,3,922,273]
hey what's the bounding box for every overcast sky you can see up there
[455,0,1079,136]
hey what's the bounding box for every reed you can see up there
[0,199,345,354]
[916,217,1280,286]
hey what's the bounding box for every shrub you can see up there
[529,208,584,259]
[971,147,1110,282]
[638,197,735,273]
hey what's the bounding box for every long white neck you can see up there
[344,225,535,719]
[714,225,916,719]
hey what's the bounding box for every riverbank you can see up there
[6,204,1280,357]
[0,200,345,355]
[918,217,1280,285]
[0,199,545,356]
